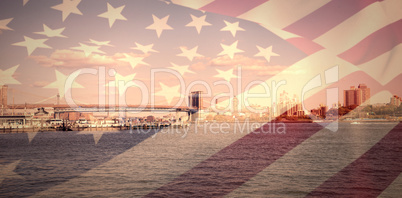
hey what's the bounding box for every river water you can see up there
[0,122,401,197]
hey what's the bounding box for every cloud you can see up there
[29,50,148,68]
[209,55,266,67]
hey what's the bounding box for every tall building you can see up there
[0,85,7,108]
[343,84,370,107]
[344,87,361,107]
[358,84,370,104]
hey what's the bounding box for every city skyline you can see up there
[1,81,400,113]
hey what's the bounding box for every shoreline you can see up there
[1,119,399,134]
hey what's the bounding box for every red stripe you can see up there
[338,19,402,66]
[286,37,324,55]
[145,123,323,197]
[307,122,402,197]
[200,0,268,17]
[283,0,378,40]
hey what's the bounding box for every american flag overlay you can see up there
[0,0,402,197]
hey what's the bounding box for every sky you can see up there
[0,0,400,110]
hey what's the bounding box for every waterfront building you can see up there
[0,85,7,108]
[343,84,370,108]
[310,104,328,118]
[344,86,361,107]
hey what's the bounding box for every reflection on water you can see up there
[0,122,401,197]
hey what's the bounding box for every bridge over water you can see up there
[51,105,201,122]
[9,91,204,121]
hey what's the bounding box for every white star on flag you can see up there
[44,70,84,97]
[255,45,279,62]
[34,24,67,38]
[70,43,105,57]
[118,53,149,69]
[168,62,195,76]
[88,39,113,47]
[177,46,203,61]
[218,40,243,59]
[51,0,82,22]
[0,18,13,31]
[0,65,21,85]
[154,83,183,104]
[12,36,51,56]
[220,20,245,37]
[98,3,127,28]
[214,68,238,82]
[185,14,211,34]
[131,42,158,54]
[107,72,137,90]
[146,15,173,38]
[0,160,24,184]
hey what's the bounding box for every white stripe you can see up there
[314,0,402,54]
[171,0,215,10]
